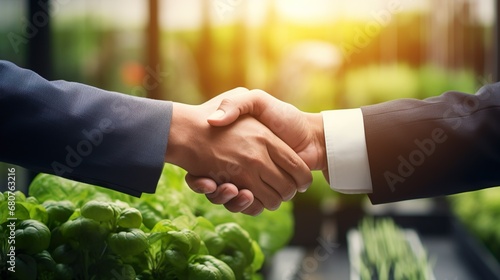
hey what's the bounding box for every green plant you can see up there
[353,218,432,280]
[450,188,500,261]
[0,165,292,279]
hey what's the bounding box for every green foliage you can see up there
[0,165,293,279]
[107,229,148,257]
[417,64,476,99]
[450,188,500,261]
[187,255,235,280]
[343,63,478,107]
[356,218,432,280]
[344,64,420,106]
[15,220,51,255]
[42,200,75,228]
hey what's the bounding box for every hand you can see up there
[165,89,312,215]
[208,89,327,171]
[186,88,327,213]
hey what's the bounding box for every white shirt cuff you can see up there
[321,109,372,194]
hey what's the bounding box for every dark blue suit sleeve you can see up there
[362,83,500,204]
[0,60,172,196]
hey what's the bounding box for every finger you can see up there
[205,183,239,204]
[223,189,254,213]
[258,164,297,202]
[241,199,265,216]
[208,90,305,150]
[185,174,217,194]
[248,176,283,211]
[266,139,313,195]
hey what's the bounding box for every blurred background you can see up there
[1,0,496,191]
[1,0,500,278]
[0,0,498,189]
[0,0,495,107]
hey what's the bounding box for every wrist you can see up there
[165,102,199,168]
[306,113,327,171]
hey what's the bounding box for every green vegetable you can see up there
[216,223,254,264]
[26,196,39,205]
[29,174,103,207]
[34,250,56,271]
[51,244,78,264]
[214,223,257,279]
[218,250,247,279]
[34,250,56,279]
[42,200,75,227]
[80,200,115,222]
[14,190,27,202]
[88,256,137,280]
[59,217,109,249]
[108,229,148,257]
[137,203,163,230]
[356,218,431,280]
[54,263,74,280]
[194,217,225,256]
[1,165,294,279]
[0,192,48,224]
[155,219,181,233]
[117,208,143,229]
[168,229,201,256]
[164,229,202,272]
[16,220,51,255]
[187,255,235,280]
[15,254,37,280]
[0,198,30,223]
[200,197,294,257]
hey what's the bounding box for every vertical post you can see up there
[495,0,500,81]
[231,4,246,89]
[198,0,214,99]
[148,0,161,99]
[27,0,52,79]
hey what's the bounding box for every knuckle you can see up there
[249,89,267,97]
[219,98,235,107]
[206,194,224,205]
[268,200,282,211]
[234,86,249,92]
[263,193,282,211]
[243,201,264,216]
[246,153,263,166]
[288,154,301,168]
[282,187,297,202]
[225,205,241,213]
[281,180,297,200]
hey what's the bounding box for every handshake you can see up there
[165,87,328,216]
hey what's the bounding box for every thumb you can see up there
[207,99,240,126]
[207,94,261,126]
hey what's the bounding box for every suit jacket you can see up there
[0,60,172,196]
[362,83,500,204]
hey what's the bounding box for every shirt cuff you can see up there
[321,109,372,194]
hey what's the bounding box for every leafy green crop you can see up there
[450,188,500,261]
[0,165,293,279]
[15,220,51,255]
[354,218,432,280]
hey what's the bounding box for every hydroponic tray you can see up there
[267,213,500,280]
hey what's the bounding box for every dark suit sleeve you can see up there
[361,83,500,204]
[0,60,172,196]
